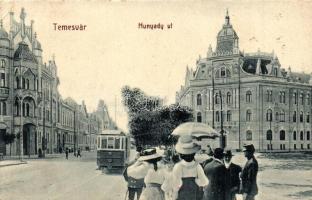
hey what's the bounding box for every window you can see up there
[0,102,6,116]
[280,130,285,140]
[275,112,279,122]
[300,112,303,123]
[221,68,226,77]
[300,93,304,105]
[0,60,5,68]
[216,111,220,122]
[273,68,278,76]
[115,137,120,149]
[22,78,25,89]
[307,94,310,105]
[293,131,297,140]
[266,109,272,121]
[293,111,297,122]
[294,92,297,104]
[280,92,286,103]
[0,73,5,87]
[197,112,202,123]
[301,144,304,149]
[101,137,107,149]
[266,130,272,140]
[26,79,29,89]
[16,77,20,88]
[197,94,202,106]
[307,113,310,123]
[266,90,273,102]
[26,103,30,117]
[246,91,252,103]
[300,131,304,140]
[294,144,296,150]
[246,110,252,121]
[226,92,231,104]
[246,130,252,141]
[307,131,310,140]
[227,110,231,122]
[308,144,310,149]
[280,110,285,122]
[215,93,220,104]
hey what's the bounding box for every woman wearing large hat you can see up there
[170,135,209,200]
[127,148,166,200]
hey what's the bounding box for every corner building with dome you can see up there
[176,11,312,152]
[0,8,116,156]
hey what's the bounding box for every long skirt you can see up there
[139,183,165,200]
[177,177,202,200]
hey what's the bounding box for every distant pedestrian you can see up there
[127,148,166,200]
[171,135,208,200]
[77,148,81,157]
[240,144,258,200]
[224,149,242,200]
[65,148,69,160]
[202,145,214,168]
[203,147,227,200]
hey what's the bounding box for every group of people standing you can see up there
[124,135,258,200]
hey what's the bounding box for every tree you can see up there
[129,104,193,147]
[3,133,16,156]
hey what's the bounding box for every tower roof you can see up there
[0,20,8,39]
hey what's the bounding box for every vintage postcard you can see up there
[0,0,311,200]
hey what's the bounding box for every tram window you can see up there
[107,137,114,149]
[97,138,100,148]
[101,137,107,149]
[115,137,120,149]
[121,138,124,149]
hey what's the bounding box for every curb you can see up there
[0,161,28,168]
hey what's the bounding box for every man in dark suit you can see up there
[224,149,242,200]
[203,148,227,200]
[240,144,258,200]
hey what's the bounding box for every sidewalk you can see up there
[0,160,27,168]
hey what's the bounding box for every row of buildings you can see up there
[0,8,116,156]
[176,11,312,152]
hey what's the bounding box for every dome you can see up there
[14,41,38,63]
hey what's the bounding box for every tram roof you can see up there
[99,129,127,136]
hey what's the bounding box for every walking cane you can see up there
[124,188,129,200]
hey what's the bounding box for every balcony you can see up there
[0,87,9,100]
[14,116,37,126]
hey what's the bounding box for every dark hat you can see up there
[138,148,162,161]
[243,144,255,153]
[224,149,234,157]
[213,147,224,158]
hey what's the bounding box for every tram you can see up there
[96,130,130,170]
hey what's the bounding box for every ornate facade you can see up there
[176,11,312,152]
[0,8,115,156]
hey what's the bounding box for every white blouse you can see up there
[171,160,209,192]
[127,161,166,184]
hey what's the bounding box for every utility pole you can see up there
[219,90,225,149]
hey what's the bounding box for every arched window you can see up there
[26,103,30,117]
[216,111,220,122]
[16,77,20,89]
[275,112,279,122]
[246,130,252,141]
[22,78,26,89]
[267,90,272,102]
[246,91,252,103]
[0,73,5,87]
[307,131,310,140]
[266,109,272,121]
[197,94,202,106]
[300,111,303,122]
[14,100,19,116]
[307,113,310,123]
[197,112,202,123]
[300,131,304,140]
[280,110,285,122]
[227,110,231,122]
[280,92,286,103]
[307,94,310,105]
[1,102,6,116]
[22,102,26,116]
[26,79,30,89]
[300,93,304,105]
[226,92,231,104]
[293,131,297,140]
[294,92,297,104]
[246,109,252,121]
[266,130,272,140]
[293,111,297,122]
[280,130,285,140]
[215,93,220,104]
[0,59,5,68]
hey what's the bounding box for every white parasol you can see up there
[171,122,219,139]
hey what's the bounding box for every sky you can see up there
[1,0,312,131]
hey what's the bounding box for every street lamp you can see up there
[219,90,226,149]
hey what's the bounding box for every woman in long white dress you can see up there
[127,148,166,200]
